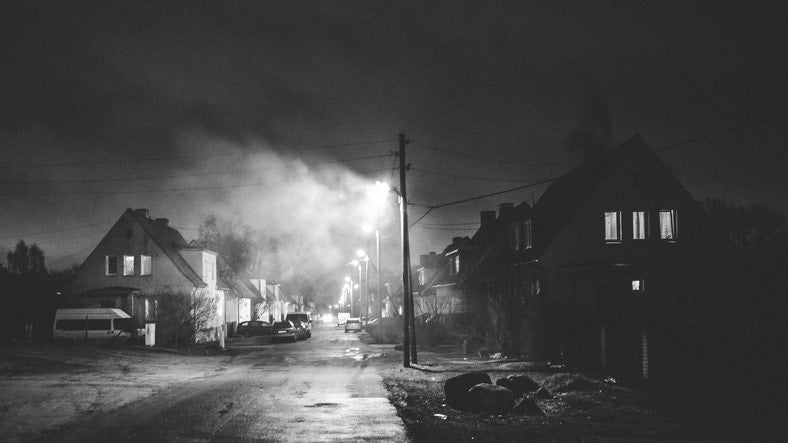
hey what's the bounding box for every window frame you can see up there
[510,223,523,251]
[105,255,118,276]
[604,211,622,243]
[123,255,135,276]
[658,209,677,241]
[449,254,460,276]
[523,219,533,249]
[140,255,152,276]
[632,211,648,240]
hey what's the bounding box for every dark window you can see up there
[56,320,85,331]
[113,318,133,331]
[86,319,111,330]
[106,256,118,276]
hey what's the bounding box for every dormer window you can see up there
[604,211,622,242]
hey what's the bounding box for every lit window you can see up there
[449,255,460,276]
[524,219,533,249]
[141,255,152,276]
[123,255,135,276]
[510,223,522,251]
[659,210,676,240]
[105,256,117,276]
[604,211,621,242]
[632,280,643,291]
[632,211,647,240]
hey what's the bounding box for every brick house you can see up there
[444,135,738,379]
[72,208,226,343]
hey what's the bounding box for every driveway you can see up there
[1,324,407,442]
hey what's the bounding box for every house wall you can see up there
[73,213,198,296]
[538,145,738,375]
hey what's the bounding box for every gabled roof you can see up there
[124,208,207,287]
[532,135,646,252]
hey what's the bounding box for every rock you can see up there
[444,372,492,410]
[495,374,540,395]
[534,387,554,399]
[466,383,516,414]
[513,397,546,416]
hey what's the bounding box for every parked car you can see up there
[236,320,272,337]
[344,317,362,333]
[53,308,133,344]
[285,312,312,338]
[292,321,310,340]
[271,321,298,342]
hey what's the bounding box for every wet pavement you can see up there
[32,324,407,442]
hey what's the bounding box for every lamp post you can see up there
[363,223,382,319]
[344,276,353,317]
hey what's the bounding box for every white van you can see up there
[53,308,133,343]
[285,312,312,338]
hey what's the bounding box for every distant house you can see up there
[438,135,738,379]
[72,208,226,343]
[215,256,265,335]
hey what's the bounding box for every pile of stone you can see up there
[444,372,552,416]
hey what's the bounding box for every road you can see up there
[34,324,407,442]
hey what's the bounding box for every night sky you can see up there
[1,1,785,275]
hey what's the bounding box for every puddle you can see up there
[304,402,340,408]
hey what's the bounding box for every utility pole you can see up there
[375,229,381,319]
[399,133,417,367]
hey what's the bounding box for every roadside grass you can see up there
[380,365,786,442]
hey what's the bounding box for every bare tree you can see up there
[155,291,217,346]
[6,240,47,275]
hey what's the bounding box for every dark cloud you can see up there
[0,0,785,269]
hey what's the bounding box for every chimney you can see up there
[480,210,496,227]
[429,251,437,264]
[155,218,169,227]
[134,208,149,219]
[498,203,514,219]
[452,237,463,245]
[420,254,429,267]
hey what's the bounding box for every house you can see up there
[217,262,265,335]
[441,135,738,379]
[72,208,225,343]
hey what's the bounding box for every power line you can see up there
[0,167,392,197]
[428,176,560,209]
[0,154,393,185]
[412,140,570,168]
[420,119,784,211]
[413,225,479,231]
[47,242,99,268]
[0,139,397,169]
[409,167,537,183]
[0,222,110,241]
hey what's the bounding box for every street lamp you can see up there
[344,276,353,317]
[363,223,382,319]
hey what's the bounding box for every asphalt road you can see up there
[35,324,407,442]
